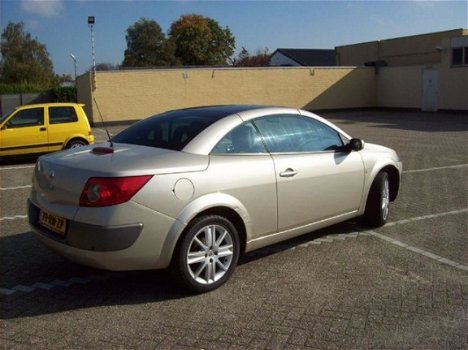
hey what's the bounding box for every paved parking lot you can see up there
[1,110,467,349]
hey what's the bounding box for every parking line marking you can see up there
[403,163,468,173]
[0,185,32,191]
[289,231,369,250]
[0,215,28,221]
[385,208,468,227]
[0,287,15,296]
[1,209,467,296]
[0,274,115,296]
[0,165,35,170]
[367,230,468,271]
[12,285,35,293]
[31,282,54,290]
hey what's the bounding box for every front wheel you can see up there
[173,215,240,293]
[361,172,390,227]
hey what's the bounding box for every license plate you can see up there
[39,210,67,236]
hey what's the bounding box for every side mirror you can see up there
[348,138,364,151]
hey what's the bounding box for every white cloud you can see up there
[24,19,41,31]
[20,0,64,18]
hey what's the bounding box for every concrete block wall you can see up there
[336,29,467,67]
[77,67,377,124]
[377,66,423,109]
[377,63,468,111]
[76,63,467,125]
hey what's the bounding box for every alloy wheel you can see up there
[381,178,390,220]
[186,224,234,285]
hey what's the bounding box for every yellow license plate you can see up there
[39,210,67,236]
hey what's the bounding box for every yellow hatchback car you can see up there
[0,103,94,157]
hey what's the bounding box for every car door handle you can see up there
[279,168,298,177]
[39,127,46,131]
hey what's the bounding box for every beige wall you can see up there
[377,63,468,111]
[337,28,466,66]
[377,66,423,109]
[336,41,378,66]
[437,38,468,110]
[438,66,468,110]
[79,67,377,123]
[77,62,467,124]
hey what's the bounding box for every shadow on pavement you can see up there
[0,155,39,166]
[321,110,468,133]
[0,221,362,320]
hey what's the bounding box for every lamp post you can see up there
[70,54,77,81]
[88,16,96,91]
[70,54,77,101]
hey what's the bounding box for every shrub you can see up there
[51,86,76,102]
[0,83,44,94]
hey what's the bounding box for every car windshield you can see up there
[0,109,13,124]
[111,109,226,151]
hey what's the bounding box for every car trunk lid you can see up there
[31,143,209,209]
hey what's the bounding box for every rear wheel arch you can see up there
[64,137,88,149]
[177,206,247,257]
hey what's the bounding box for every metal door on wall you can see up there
[422,68,438,112]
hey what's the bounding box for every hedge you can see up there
[0,83,44,94]
[0,84,77,102]
[51,87,76,102]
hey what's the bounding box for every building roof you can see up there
[335,28,467,48]
[272,48,336,66]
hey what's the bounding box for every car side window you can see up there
[6,108,44,128]
[211,122,267,154]
[49,107,78,124]
[253,114,343,153]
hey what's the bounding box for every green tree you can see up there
[232,47,271,67]
[122,18,176,67]
[169,14,235,65]
[0,22,56,88]
[95,62,119,71]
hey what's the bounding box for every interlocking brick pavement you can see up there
[1,110,467,349]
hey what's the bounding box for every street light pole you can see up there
[70,54,77,81]
[70,54,77,101]
[88,16,96,91]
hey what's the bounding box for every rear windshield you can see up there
[112,109,225,151]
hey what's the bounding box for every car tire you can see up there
[173,215,240,293]
[361,172,390,227]
[66,139,87,149]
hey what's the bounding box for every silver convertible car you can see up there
[29,106,402,292]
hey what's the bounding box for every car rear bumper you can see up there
[28,199,177,271]
[28,200,143,252]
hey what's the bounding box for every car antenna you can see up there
[93,97,113,148]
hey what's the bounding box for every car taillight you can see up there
[79,176,153,207]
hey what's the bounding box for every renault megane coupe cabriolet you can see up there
[29,105,402,292]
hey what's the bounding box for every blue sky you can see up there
[1,1,467,76]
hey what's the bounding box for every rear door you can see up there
[0,106,47,156]
[253,114,365,231]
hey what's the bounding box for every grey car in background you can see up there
[28,105,402,292]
